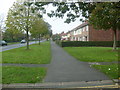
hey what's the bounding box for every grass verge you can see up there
[7,42,20,45]
[2,41,51,64]
[64,47,118,62]
[2,66,46,84]
[92,64,119,79]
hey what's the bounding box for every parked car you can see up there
[21,40,26,43]
[0,40,7,46]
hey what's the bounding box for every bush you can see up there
[55,40,62,46]
[57,41,120,47]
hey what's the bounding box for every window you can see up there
[79,37,82,41]
[86,25,88,31]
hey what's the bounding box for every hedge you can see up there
[57,41,120,47]
[55,40,62,46]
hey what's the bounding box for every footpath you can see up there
[44,41,111,82]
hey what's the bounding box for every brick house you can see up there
[67,22,120,41]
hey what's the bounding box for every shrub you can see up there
[57,41,120,47]
[55,40,62,46]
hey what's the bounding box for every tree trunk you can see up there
[26,29,29,50]
[113,29,117,50]
[26,5,30,50]
[39,34,41,45]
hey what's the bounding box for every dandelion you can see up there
[108,68,111,70]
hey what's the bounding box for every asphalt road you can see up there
[0,40,45,52]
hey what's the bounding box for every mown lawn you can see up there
[0,67,1,83]
[2,66,46,84]
[7,42,20,45]
[92,64,119,79]
[64,47,118,62]
[2,41,51,64]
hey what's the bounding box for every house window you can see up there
[73,37,75,40]
[86,25,88,31]
[79,37,82,41]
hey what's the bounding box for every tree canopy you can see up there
[6,1,47,49]
[30,18,49,44]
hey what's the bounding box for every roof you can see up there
[60,32,67,36]
[70,21,89,32]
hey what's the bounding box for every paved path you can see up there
[44,41,111,82]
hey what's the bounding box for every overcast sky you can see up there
[0,0,82,34]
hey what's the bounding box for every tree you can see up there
[5,10,24,42]
[6,1,44,49]
[46,2,95,23]
[52,34,61,41]
[3,28,24,42]
[30,18,49,45]
[0,14,5,40]
[89,2,120,50]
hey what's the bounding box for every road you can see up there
[0,40,45,52]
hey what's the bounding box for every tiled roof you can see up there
[60,33,67,36]
[70,22,89,32]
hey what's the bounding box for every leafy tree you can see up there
[3,28,24,42]
[52,34,61,41]
[46,2,95,23]
[45,34,50,41]
[6,1,45,49]
[5,10,24,42]
[0,15,5,40]
[30,18,49,45]
[89,2,120,50]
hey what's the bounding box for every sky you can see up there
[0,0,82,34]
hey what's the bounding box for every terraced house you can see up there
[67,21,120,41]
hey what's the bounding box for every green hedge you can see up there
[55,40,62,46]
[57,41,120,47]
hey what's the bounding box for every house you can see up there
[60,32,68,41]
[66,21,120,41]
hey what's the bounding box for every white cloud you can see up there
[0,0,16,21]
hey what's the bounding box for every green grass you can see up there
[64,47,118,62]
[2,41,51,64]
[7,42,20,45]
[0,66,1,84]
[92,64,119,79]
[2,66,46,84]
